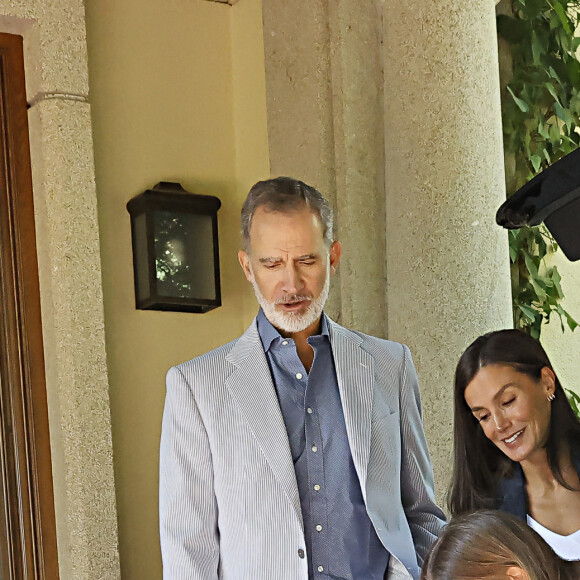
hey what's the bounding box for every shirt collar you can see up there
[256,308,329,353]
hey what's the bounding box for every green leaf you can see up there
[532,30,543,65]
[545,82,561,103]
[547,66,561,83]
[536,233,548,259]
[518,303,538,323]
[507,85,530,113]
[530,153,542,172]
[553,2,573,36]
[569,90,580,115]
[556,305,567,332]
[558,28,571,53]
[566,312,579,332]
[531,277,548,300]
[523,250,538,276]
[549,122,562,145]
[538,120,550,139]
[553,101,572,131]
[542,148,551,164]
[551,267,563,298]
[566,389,580,419]
[531,318,542,339]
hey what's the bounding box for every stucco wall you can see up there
[85,0,268,577]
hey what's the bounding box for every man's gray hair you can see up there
[241,177,334,251]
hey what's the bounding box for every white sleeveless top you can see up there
[527,515,580,561]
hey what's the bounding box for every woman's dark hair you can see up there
[448,329,580,516]
[420,510,580,580]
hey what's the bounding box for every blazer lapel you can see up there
[328,321,374,500]
[225,320,303,528]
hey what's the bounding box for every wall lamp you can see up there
[126,182,222,313]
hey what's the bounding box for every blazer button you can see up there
[298,549,305,559]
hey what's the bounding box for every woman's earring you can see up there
[547,392,556,402]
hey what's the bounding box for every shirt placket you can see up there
[304,351,328,578]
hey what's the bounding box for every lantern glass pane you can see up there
[153,211,216,301]
[133,213,150,302]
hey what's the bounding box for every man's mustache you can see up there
[275,295,313,305]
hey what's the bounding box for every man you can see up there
[159,177,445,580]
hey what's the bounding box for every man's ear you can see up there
[505,566,530,580]
[238,250,253,282]
[329,241,342,274]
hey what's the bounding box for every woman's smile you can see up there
[464,364,555,466]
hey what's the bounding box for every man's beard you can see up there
[251,263,330,334]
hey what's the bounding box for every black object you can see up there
[126,182,222,312]
[496,148,580,261]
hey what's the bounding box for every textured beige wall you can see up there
[85,0,268,577]
[0,1,121,578]
[383,0,513,498]
[0,1,88,98]
[262,0,387,335]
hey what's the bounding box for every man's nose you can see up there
[281,264,303,294]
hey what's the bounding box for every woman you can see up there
[420,510,579,580]
[449,329,580,560]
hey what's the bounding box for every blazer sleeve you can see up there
[398,344,446,567]
[159,365,220,580]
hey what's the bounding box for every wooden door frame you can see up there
[0,31,59,580]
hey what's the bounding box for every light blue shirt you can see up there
[257,309,390,579]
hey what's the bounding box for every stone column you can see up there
[383,0,513,494]
[262,0,387,336]
[0,1,121,577]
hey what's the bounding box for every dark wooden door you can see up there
[0,32,59,580]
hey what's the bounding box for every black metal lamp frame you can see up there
[126,182,222,313]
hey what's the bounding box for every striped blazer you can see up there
[159,317,445,580]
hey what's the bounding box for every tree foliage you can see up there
[498,0,580,338]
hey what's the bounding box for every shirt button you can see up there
[314,484,321,491]
[307,407,313,414]
[282,340,288,346]
[316,524,323,532]
[311,445,318,452]
[318,566,324,572]
[296,372,303,379]
[298,548,305,559]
